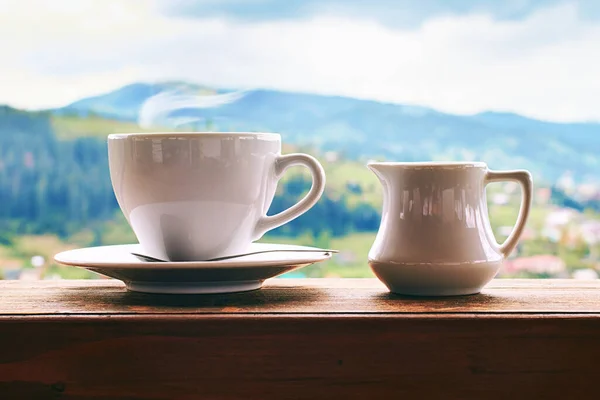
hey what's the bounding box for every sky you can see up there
[0,0,599,122]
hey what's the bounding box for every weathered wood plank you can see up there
[0,279,599,399]
[0,315,598,399]
[0,279,599,315]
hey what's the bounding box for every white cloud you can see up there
[0,0,599,122]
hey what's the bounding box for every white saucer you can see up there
[54,243,332,294]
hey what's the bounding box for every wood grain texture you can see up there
[0,279,599,399]
[0,278,599,315]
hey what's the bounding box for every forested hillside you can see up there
[0,105,381,243]
[0,106,115,238]
[2,83,600,279]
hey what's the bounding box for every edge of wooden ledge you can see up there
[0,278,599,290]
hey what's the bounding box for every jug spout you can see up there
[367,162,382,174]
[367,162,397,183]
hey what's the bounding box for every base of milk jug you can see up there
[368,259,502,296]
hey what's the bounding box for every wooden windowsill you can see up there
[0,278,599,399]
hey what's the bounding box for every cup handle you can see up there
[484,169,533,258]
[253,153,326,240]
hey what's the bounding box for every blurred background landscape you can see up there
[1,0,600,280]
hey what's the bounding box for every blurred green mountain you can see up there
[55,81,600,184]
[2,88,600,278]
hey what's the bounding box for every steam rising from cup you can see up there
[138,88,248,130]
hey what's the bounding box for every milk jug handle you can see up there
[253,153,326,240]
[484,170,533,258]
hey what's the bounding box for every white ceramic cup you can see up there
[108,132,326,261]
